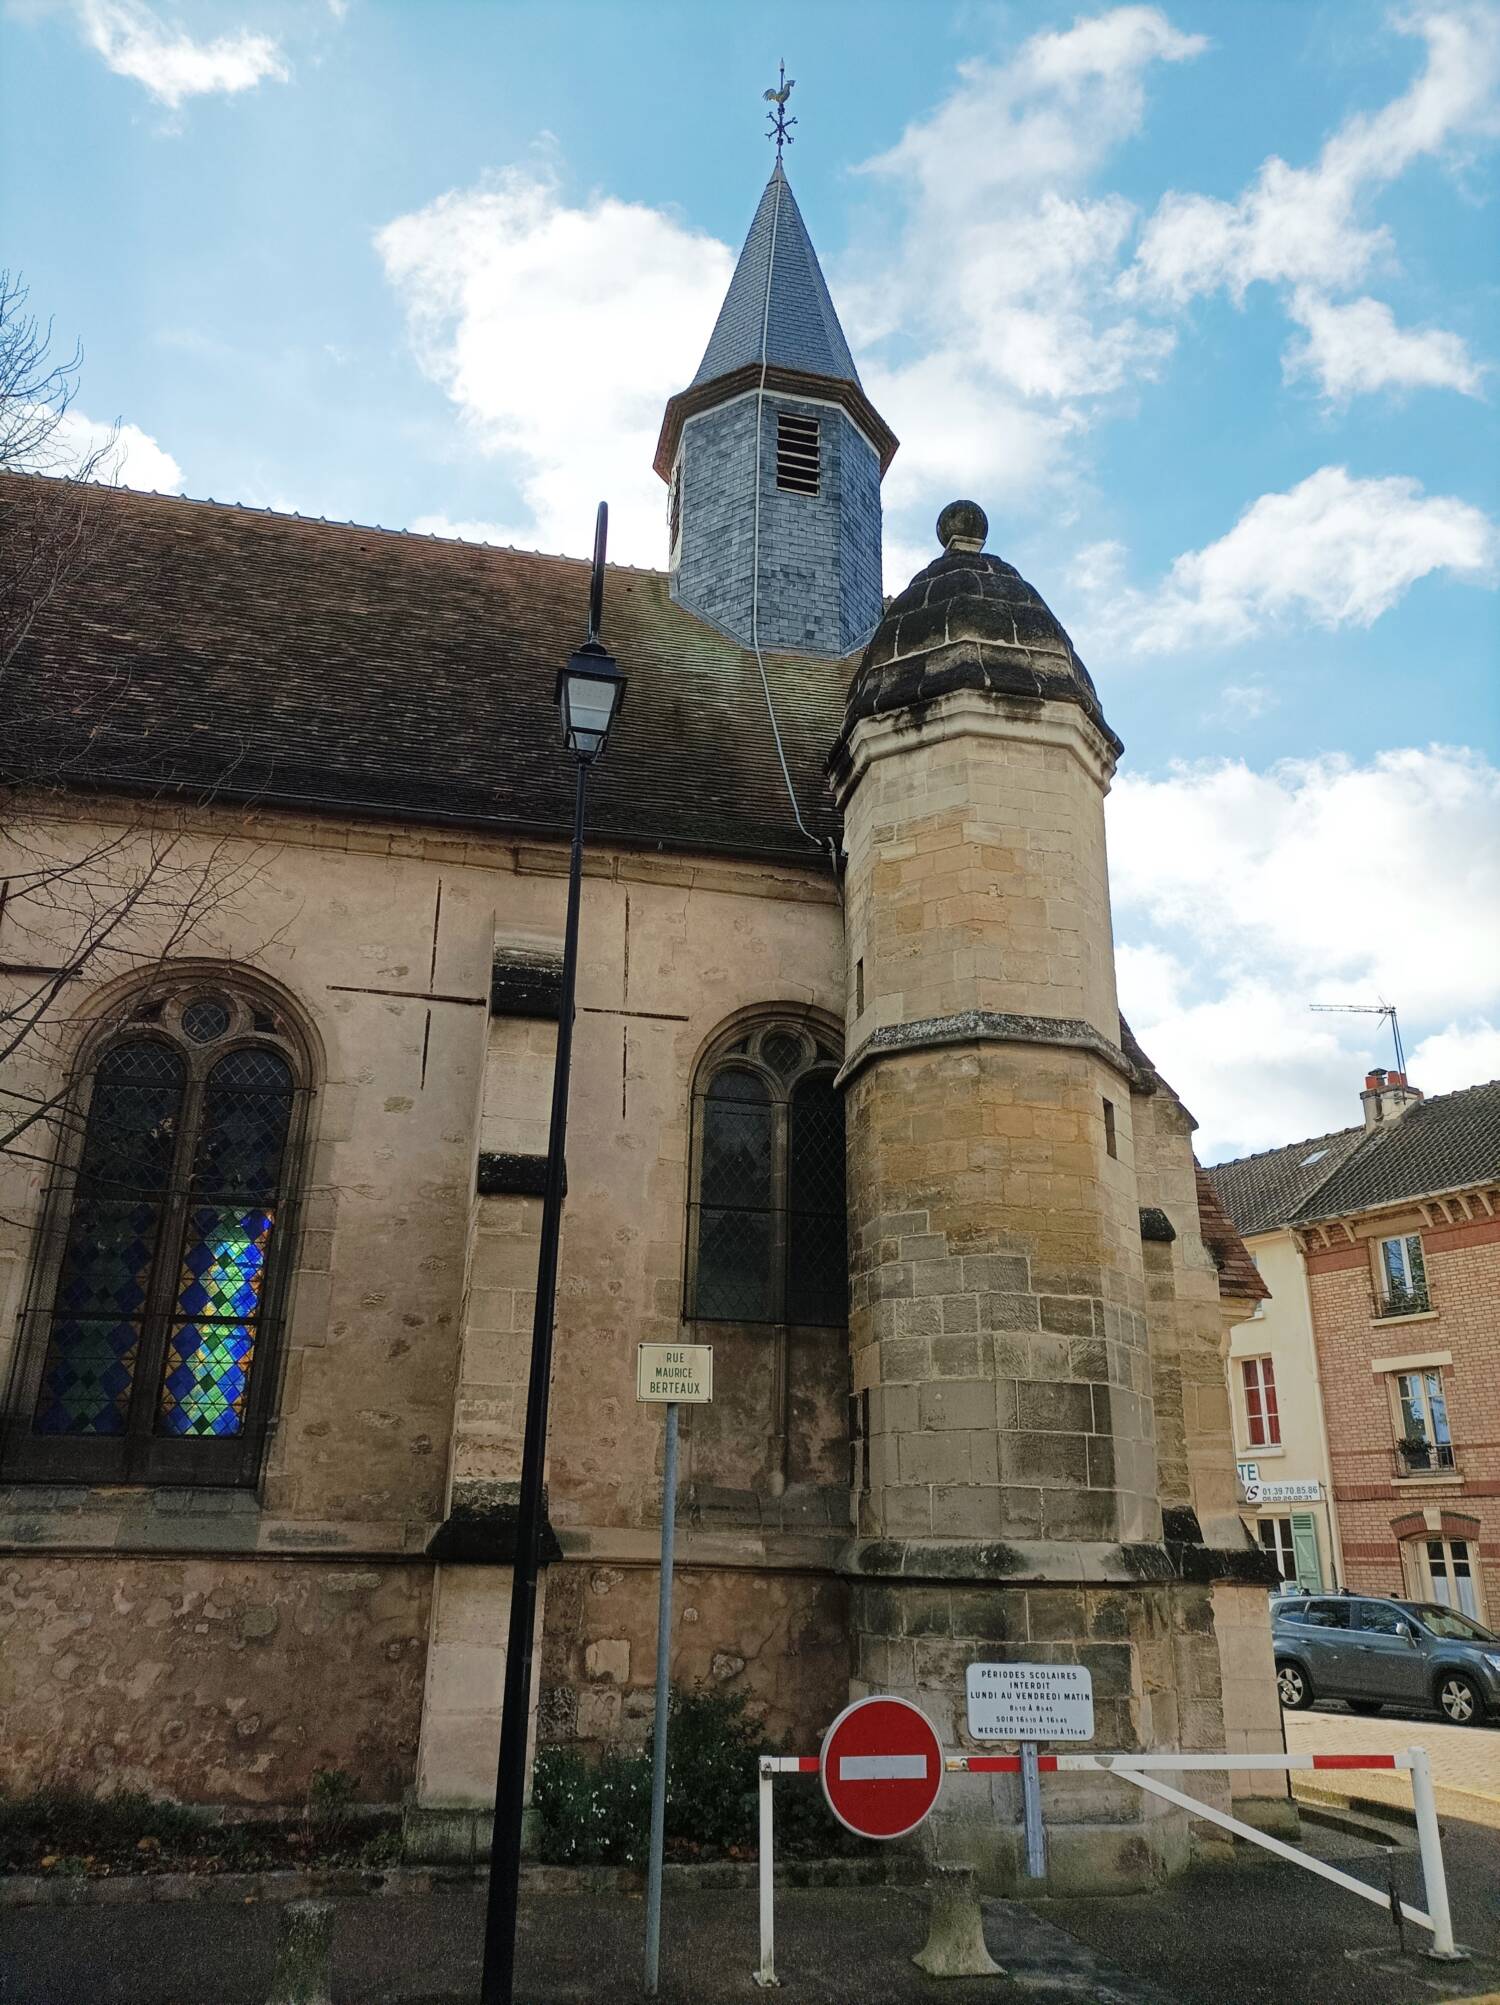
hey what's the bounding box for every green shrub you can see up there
[306,1767,358,1837]
[654,1685,759,1853]
[530,1745,651,1865]
[531,1683,872,1866]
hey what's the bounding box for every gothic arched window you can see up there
[688,1021,847,1327]
[2,981,309,1486]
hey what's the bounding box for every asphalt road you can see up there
[4,1812,1499,2005]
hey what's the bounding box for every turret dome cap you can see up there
[831,501,1121,771]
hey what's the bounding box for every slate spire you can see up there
[655,164,898,659]
[690,162,862,392]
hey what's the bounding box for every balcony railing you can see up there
[1394,1440,1457,1477]
[1374,1284,1432,1319]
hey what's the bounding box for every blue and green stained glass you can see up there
[33,1032,294,1448]
[156,1045,291,1439]
[32,1041,183,1437]
[34,1319,140,1434]
[158,1205,272,1434]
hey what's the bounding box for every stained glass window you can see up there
[182,997,232,1044]
[33,1041,184,1435]
[787,1075,848,1326]
[13,986,303,1482]
[158,1049,292,1438]
[689,1024,846,1327]
[696,1070,775,1321]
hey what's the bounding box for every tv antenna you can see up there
[1308,1001,1406,1074]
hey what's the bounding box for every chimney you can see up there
[1361,1067,1423,1129]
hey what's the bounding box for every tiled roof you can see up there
[1,477,850,863]
[1207,1078,1500,1232]
[691,164,861,390]
[1194,1167,1270,1301]
[1290,1078,1500,1223]
[1205,1124,1365,1237]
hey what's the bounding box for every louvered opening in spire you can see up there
[775,411,820,495]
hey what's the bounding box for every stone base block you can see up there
[927,1805,1190,1898]
[1230,1793,1300,1842]
[913,1864,1001,1977]
[401,1802,522,1867]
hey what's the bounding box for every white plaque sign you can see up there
[636,1343,713,1404]
[966,1662,1095,1742]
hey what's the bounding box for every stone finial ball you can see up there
[936,500,988,553]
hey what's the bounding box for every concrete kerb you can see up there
[0,1853,907,1912]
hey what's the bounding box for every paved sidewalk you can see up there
[3,1814,1500,2005]
[1285,1705,1500,1826]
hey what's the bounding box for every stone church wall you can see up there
[0,792,852,1810]
[0,1555,429,1803]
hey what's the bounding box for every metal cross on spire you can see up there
[763,61,796,157]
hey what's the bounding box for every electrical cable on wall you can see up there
[747,170,844,896]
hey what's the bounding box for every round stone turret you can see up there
[831,502,1119,774]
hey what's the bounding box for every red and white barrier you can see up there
[752,1744,1461,1984]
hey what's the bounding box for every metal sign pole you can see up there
[1020,1741,1047,1880]
[644,1400,680,1995]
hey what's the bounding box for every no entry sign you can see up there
[819,1695,944,1840]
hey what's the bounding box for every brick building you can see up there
[1211,1072,1500,1621]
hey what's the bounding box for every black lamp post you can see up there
[480,503,626,2005]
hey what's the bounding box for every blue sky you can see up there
[3,0,1497,1157]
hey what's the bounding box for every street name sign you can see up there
[820,1695,943,1839]
[966,1662,1094,1742]
[636,1343,713,1403]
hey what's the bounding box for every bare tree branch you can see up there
[0,273,284,1191]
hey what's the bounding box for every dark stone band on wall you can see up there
[490,955,563,1020]
[426,1484,562,1565]
[837,1534,1278,1590]
[836,1012,1145,1092]
[477,1152,562,1198]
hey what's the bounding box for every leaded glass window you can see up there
[687,1022,847,1327]
[3,982,307,1486]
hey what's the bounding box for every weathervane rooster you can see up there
[764,61,796,157]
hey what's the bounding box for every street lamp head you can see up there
[556,641,626,762]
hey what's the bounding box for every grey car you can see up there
[1273,1593,1500,1726]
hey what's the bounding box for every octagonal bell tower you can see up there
[655,162,897,657]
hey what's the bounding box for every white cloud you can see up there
[856,9,1199,402]
[1096,466,1497,654]
[868,6,1205,211]
[1217,682,1275,722]
[1109,745,1500,1155]
[1410,1018,1500,1088]
[76,0,288,107]
[1283,288,1487,401]
[50,408,184,491]
[376,167,732,565]
[409,513,527,548]
[1130,4,1500,306]
[841,6,1203,573]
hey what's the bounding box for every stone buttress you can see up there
[830,503,1277,1891]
